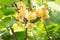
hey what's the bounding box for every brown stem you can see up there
[10,27,18,40]
[43,23,51,40]
[13,2,20,13]
[24,28,28,40]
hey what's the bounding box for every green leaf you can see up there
[15,31,25,40]
[0,7,16,16]
[8,17,15,27]
[36,0,41,6]
[55,0,60,5]
[0,0,15,6]
[50,11,60,24]
[0,21,4,29]
[30,17,40,23]
[4,8,16,16]
[47,0,55,1]
[2,31,25,40]
[45,19,52,25]
[2,33,12,40]
[45,10,60,25]
[0,11,4,19]
[2,17,15,28]
[2,17,11,27]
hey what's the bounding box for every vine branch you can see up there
[10,27,18,40]
[24,28,28,40]
[43,23,51,40]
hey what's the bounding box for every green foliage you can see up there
[30,17,40,23]
[15,31,25,40]
[0,0,15,6]
[51,11,60,24]
[45,10,60,25]
[0,0,60,40]
[47,0,55,1]
[2,31,25,40]
[0,11,4,19]
[0,7,16,16]
[2,17,11,26]
[46,23,60,40]
[2,33,11,40]
[0,21,4,29]
[55,0,60,5]
[36,0,41,6]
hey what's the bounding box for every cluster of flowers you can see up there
[15,1,50,30]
